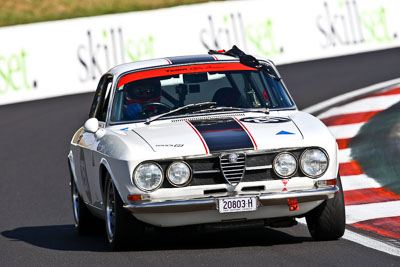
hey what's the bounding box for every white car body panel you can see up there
[68,54,339,228]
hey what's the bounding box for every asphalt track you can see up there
[1,48,400,266]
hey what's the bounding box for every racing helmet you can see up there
[124,78,161,105]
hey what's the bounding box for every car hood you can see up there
[130,115,303,157]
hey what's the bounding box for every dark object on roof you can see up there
[209,45,281,81]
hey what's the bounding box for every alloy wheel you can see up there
[71,180,80,226]
[106,181,116,240]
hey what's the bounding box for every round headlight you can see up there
[300,148,328,178]
[167,162,191,186]
[134,162,163,191]
[273,152,297,177]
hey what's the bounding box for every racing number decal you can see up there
[240,117,291,123]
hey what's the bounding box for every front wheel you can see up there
[306,175,346,240]
[105,174,144,250]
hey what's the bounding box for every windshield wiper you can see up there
[192,106,270,114]
[145,102,217,124]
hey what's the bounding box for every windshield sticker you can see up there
[276,130,295,135]
[117,63,256,88]
[240,117,291,123]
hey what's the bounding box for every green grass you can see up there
[0,0,222,27]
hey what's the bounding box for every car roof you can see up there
[107,54,273,76]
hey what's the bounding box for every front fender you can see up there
[67,151,81,192]
[99,158,132,204]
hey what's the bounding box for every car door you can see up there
[78,74,113,207]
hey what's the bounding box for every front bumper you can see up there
[124,186,338,214]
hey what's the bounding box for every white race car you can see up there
[68,46,345,249]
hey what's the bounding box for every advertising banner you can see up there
[0,0,399,105]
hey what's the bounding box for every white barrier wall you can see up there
[1,0,399,105]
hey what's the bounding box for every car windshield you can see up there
[110,63,294,123]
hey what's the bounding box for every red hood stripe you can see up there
[186,121,209,154]
[233,117,258,150]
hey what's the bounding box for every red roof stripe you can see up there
[165,58,172,64]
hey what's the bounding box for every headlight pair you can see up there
[133,161,191,192]
[273,148,328,178]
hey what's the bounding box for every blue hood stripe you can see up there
[190,118,254,152]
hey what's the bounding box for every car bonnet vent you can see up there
[171,113,245,122]
[219,152,246,185]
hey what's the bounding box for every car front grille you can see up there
[219,153,246,185]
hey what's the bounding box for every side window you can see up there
[98,81,113,121]
[88,75,113,121]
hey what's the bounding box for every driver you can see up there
[124,79,162,119]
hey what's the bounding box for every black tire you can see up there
[70,173,101,235]
[104,173,144,250]
[306,174,346,240]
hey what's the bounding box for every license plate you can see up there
[218,197,258,213]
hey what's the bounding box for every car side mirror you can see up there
[84,118,99,133]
